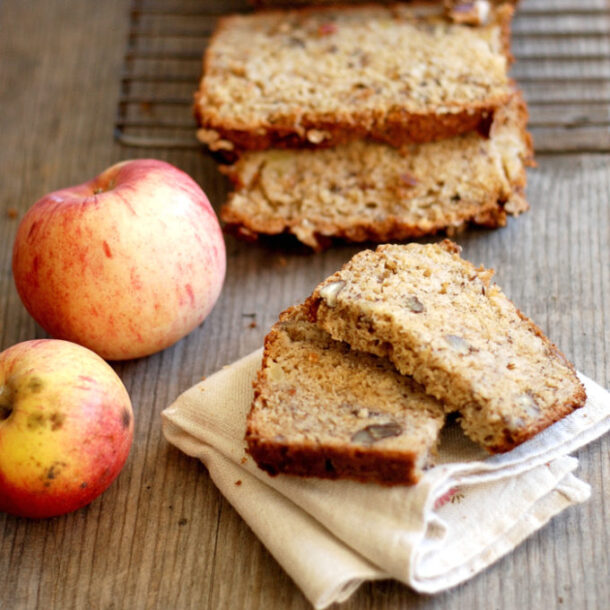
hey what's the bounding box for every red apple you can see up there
[0,339,134,519]
[12,159,226,360]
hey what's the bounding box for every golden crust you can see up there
[197,104,506,151]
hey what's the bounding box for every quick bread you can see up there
[306,241,586,452]
[195,2,515,152]
[246,304,446,485]
[221,92,532,250]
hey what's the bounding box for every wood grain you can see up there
[0,1,608,609]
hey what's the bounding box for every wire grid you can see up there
[115,0,610,153]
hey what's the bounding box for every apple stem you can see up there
[0,405,12,421]
[92,178,116,195]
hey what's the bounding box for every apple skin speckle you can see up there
[121,409,131,429]
[0,339,134,519]
[11,159,226,360]
[185,284,195,307]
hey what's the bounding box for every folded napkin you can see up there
[162,349,610,609]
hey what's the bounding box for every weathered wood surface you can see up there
[0,1,608,608]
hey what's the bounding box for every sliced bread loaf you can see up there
[195,3,514,151]
[306,241,586,452]
[246,304,446,485]
[221,92,532,250]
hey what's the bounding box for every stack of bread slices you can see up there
[194,1,533,250]
[245,241,587,485]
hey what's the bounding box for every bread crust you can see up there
[246,437,421,485]
[196,104,504,152]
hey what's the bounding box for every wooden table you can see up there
[1,1,608,608]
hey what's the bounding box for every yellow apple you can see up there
[0,339,133,518]
[12,159,226,360]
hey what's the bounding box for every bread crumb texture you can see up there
[307,241,586,452]
[221,93,532,249]
[246,304,445,485]
[196,3,514,149]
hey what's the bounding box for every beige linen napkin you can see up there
[162,349,610,609]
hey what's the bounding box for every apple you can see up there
[12,159,226,360]
[0,339,134,519]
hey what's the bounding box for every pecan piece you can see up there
[406,296,425,313]
[351,422,403,445]
[444,334,470,355]
[319,280,346,307]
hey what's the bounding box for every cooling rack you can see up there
[115,0,610,153]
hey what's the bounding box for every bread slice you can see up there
[306,241,586,453]
[195,3,514,152]
[221,92,532,250]
[246,304,446,485]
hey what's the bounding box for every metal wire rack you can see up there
[115,0,610,153]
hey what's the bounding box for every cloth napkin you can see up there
[161,349,610,609]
